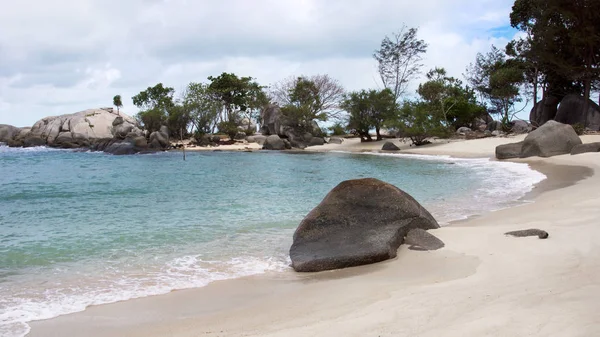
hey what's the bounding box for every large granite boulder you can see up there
[530,96,560,127]
[96,136,150,155]
[555,94,600,131]
[246,135,267,145]
[263,135,285,150]
[571,142,600,155]
[511,120,531,134]
[0,124,20,143]
[260,104,282,136]
[289,178,440,272]
[148,126,170,150]
[521,121,582,158]
[24,108,137,148]
[496,141,524,160]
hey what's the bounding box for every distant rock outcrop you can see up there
[18,108,139,148]
[263,135,286,150]
[260,104,325,149]
[555,94,600,131]
[0,124,21,144]
[521,120,582,158]
[289,178,440,272]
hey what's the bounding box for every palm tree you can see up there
[113,95,123,115]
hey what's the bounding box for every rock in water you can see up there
[521,120,582,158]
[505,229,549,239]
[0,124,20,143]
[496,141,524,160]
[571,142,600,155]
[289,178,440,272]
[381,142,400,151]
[404,228,445,251]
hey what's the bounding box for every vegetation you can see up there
[112,95,122,115]
[122,3,600,146]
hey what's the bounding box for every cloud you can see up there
[0,0,517,126]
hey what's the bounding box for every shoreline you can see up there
[27,136,600,337]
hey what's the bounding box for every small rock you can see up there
[381,142,400,151]
[505,229,549,239]
[404,228,445,251]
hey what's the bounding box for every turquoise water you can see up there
[0,145,545,336]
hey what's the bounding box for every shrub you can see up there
[572,123,585,135]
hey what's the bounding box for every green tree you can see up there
[271,74,345,126]
[341,89,397,141]
[392,101,446,146]
[132,83,175,134]
[181,82,221,136]
[419,67,485,129]
[510,0,600,124]
[465,47,524,128]
[112,95,123,115]
[373,25,428,102]
[207,72,267,136]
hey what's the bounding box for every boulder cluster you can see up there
[496,121,583,159]
[259,104,326,150]
[0,108,170,155]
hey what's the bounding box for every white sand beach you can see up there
[28,135,600,337]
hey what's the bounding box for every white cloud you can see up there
[0,0,517,126]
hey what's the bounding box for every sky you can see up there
[0,0,521,127]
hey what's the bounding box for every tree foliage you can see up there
[132,83,176,134]
[341,89,397,141]
[112,95,122,114]
[374,26,428,102]
[181,82,221,136]
[271,74,345,130]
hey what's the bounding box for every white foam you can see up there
[0,255,290,337]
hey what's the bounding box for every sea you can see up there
[0,144,546,337]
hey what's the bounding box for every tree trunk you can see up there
[375,126,382,141]
[583,47,593,127]
[533,67,538,106]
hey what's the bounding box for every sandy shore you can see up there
[29,135,600,337]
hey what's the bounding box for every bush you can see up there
[572,123,585,135]
[328,122,346,136]
[217,121,240,141]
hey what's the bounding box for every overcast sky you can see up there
[0,0,518,127]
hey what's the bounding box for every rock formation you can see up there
[0,124,21,143]
[260,104,325,149]
[263,135,286,150]
[521,120,582,158]
[555,94,600,131]
[530,96,560,127]
[289,178,440,272]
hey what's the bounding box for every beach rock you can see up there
[328,137,344,144]
[381,142,400,151]
[496,141,524,160]
[0,124,20,143]
[511,120,530,134]
[308,137,325,147]
[530,96,560,127]
[456,127,472,135]
[404,228,445,251]
[246,135,267,145]
[283,139,293,149]
[263,135,285,150]
[289,178,440,272]
[486,121,503,132]
[148,126,170,150]
[521,120,582,158]
[492,130,505,137]
[571,142,600,155]
[555,94,600,131]
[505,229,549,239]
